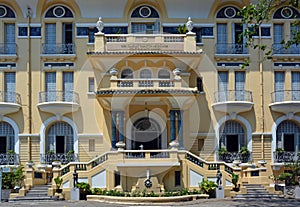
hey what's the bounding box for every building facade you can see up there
[0,0,299,198]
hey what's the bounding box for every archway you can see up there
[131,117,161,150]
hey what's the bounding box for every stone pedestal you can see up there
[70,188,80,201]
[295,186,300,199]
[215,187,224,199]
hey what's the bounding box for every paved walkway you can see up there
[1,198,300,207]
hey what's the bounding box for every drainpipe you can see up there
[27,7,32,161]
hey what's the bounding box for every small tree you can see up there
[199,179,218,198]
[54,176,63,193]
[232,173,239,191]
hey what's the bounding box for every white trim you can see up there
[78,133,103,137]
[1,117,19,154]
[215,115,252,161]
[126,111,168,150]
[75,23,128,27]
[271,115,300,161]
[18,134,39,137]
[40,116,78,155]
[17,23,42,27]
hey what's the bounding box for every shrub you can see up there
[199,179,218,198]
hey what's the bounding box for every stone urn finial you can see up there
[186,17,193,33]
[173,68,182,76]
[109,68,118,76]
[96,17,104,33]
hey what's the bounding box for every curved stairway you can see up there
[9,184,59,202]
[233,184,284,199]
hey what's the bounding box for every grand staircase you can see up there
[233,184,283,199]
[9,184,59,202]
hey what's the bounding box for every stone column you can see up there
[111,111,117,150]
[116,111,125,150]
[170,110,176,142]
[177,110,184,149]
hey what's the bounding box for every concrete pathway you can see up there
[1,198,300,207]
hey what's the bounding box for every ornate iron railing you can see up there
[215,43,248,54]
[217,151,252,163]
[0,43,17,54]
[0,153,19,165]
[125,151,145,159]
[271,90,300,103]
[273,151,297,163]
[0,91,21,104]
[39,91,80,104]
[273,44,300,54]
[41,153,78,165]
[41,43,75,54]
[214,90,253,103]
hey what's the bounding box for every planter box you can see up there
[1,189,11,202]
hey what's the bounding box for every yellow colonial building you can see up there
[0,0,299,199]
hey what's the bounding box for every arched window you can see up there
[45,5,73,18]
[216,6,241,19]
[0,122,14,154]
[140,69,152,79]
[219,121,245,152]
[273,6,300,19]
[121,69,134,79]
[46,121,74,154]
[276,120,300,152]
[158,70,170,79]
[130,5,160,34]
[0,5,15,18]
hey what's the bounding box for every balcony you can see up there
[212,90,253,114]
[215,43,249,60]
[0,91,22,115]
[0,153,19,165]
[217,151,252,163]
[104,34,185,52]
[41,43,76,61]
[269,90,300,114]
[37,91,80,116]
[40,153,78,165]
[273,151,297,163]
[0,43,17,61]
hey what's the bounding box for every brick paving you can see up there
[1,198,300,207]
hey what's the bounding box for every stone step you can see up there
[9,196,59,202]
[25,193,49,197]
[234,194,282,199]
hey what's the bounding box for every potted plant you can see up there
[26,160,34,168]
[2,166,25,201]
[199,179,218,198]
[232,173,239,192]
[75,182,92,200]
[177,24,186,34]
[239,147,250,163]
[218,147,228,161]
[54,176,63,193]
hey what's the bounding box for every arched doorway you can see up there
[131,117,161,150]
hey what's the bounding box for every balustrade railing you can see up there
[273,44,300,54]
[125,151,146,159]
[215,43,248,54]
[115,79,176,88]
[150,151,170,158]
[39,91,80,104]
[105,34,184,43]
[42,43,75,54]
[41,153,78,165]
[214,90,253,103]
[0,43,17,54]
[0,91,21,104]
[91,153,108,168]
[217,151,252,163]
[0,153,19,165]
[186,152,204,168]
[273,151,297,163]
[271,90,300,103]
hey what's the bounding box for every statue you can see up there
[216,169,222,188]
[96,17,104,33]
[186,17,193,33]
[73,170,78,188]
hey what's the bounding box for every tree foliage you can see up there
[240,0,300,62]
